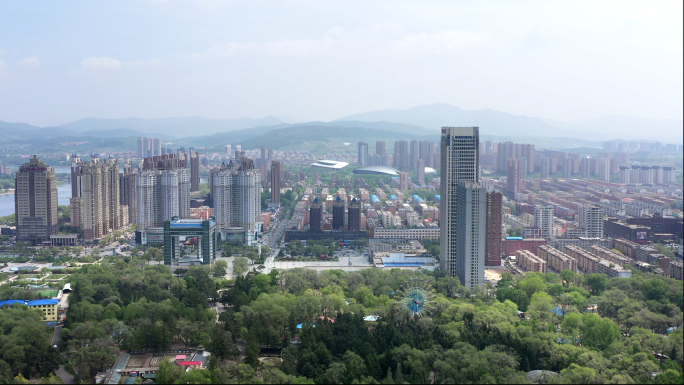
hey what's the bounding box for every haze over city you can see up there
[0,0,682,132]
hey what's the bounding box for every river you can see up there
[0,165,73,217]
[0,166,205,217]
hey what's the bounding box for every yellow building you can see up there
[0,299,60,321]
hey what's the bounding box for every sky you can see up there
[0,0,682,127]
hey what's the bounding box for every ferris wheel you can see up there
[395,278,436,318]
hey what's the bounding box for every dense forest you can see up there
[0,253,682,383]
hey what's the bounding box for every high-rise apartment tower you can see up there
[15,156,58,244]
[440,127,480,284]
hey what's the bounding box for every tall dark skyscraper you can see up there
[261,146,268,165]
[310,197,322,232]
[417,159,425,186]
[270,160,281,205]
[541,157,550,178]
[15,155,58,245]
[410,139,419,170]
[358,142,368,165]
[190,150,200,192]
[506,158,521,198]
[485,192,502,267]
[348,197,361,231]
[332,196,345,230]
[119,159,137,225]
[440,127,481,288]
[394,140,409,170]
[376,141,385,156]
[137,137,145,158]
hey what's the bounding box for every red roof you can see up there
[178,361,202,366]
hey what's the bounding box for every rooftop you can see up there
[353,166,400,176]
[311,160,349,170]
[0,299,59,307]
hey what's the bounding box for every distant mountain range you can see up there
[56,116,286,137]
[183,121,438,151]
[335,103,683,142]
[1,104,681,150]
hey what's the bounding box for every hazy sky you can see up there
[0,0,682,126]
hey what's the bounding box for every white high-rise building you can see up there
[580,156,591,179]
[211,158,262,245]
[599,158,611,182]
[136,170,160,231]
[630,166,640,183]
[161,169,191,220]
[562,156,572,179]
[534,205,554,238]
[577,204,604,238]
[652,166,663,184]
[224,144,232,158]
[136,168,190,231]
[153,138,162,156]
[440,127,480,287]
[663,167,675,183]
[639,166,653,184]
[619,166,630,184]
[541,157,550,178]
[454,181,486,290]
[234,145,242,158]
[358,142,369,165]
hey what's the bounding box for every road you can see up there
[52,292,75,384]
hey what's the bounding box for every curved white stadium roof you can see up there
[311,160,349,169]
[352,166,400,176]
[424,167,436,174]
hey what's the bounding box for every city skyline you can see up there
[0,2,682,383]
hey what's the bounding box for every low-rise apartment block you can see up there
[669,260,683,281]
[370,227,440,240]
[537,245,576,272]
[589,245,631,267]
[564,245,599,274]
[612,238,640,260]
[596,259,632,278]
[516,249,546,272]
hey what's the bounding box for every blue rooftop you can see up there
[505,237,523,240]
[389,195,398,200]
[0,299,59,307]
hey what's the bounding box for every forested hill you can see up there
[1,253,682,383]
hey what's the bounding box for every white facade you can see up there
[562,156,572,179]
[619,167,630,184]
[599,158,611,182]
[534,205,554,238]
[541,157,550,178]
[454,181,486,290]
[136,168,191,231]
[211,159,262,245]
[580,156,591,179]
[439,127,480,284]
[577,204,604,238]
